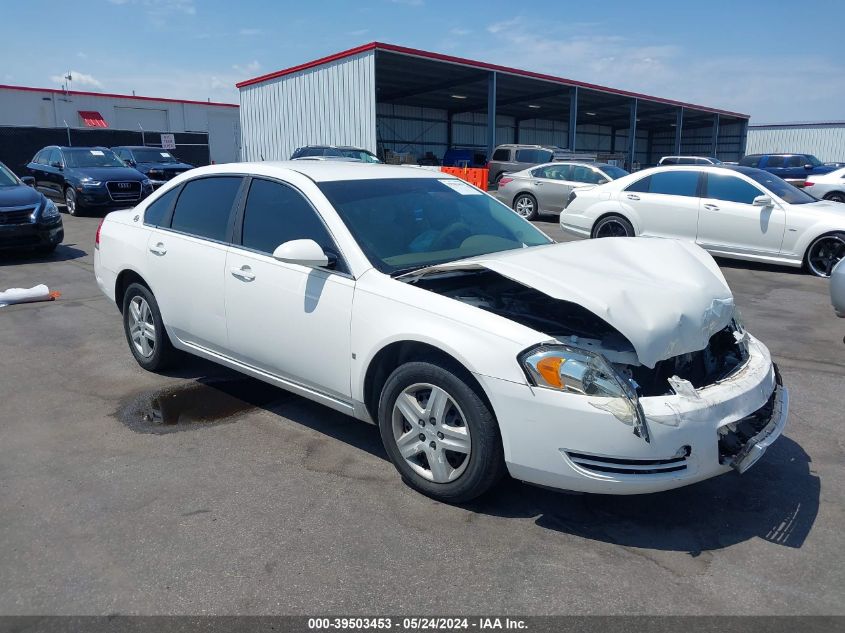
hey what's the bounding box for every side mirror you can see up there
[804,164,813,170]
[272,239,331,268]
[50,161,63,170]
[597,178,609,185]
[753,195,773,207]
[124,159,136,167]
[20,176,35,187]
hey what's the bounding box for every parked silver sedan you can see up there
[832,258,845,317]
[495,162,628,220]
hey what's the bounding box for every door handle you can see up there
[149,242,167,256]
[230,265,256,282]
[533,181,543,185]
[626,194,640,201]
[703,203,720,211]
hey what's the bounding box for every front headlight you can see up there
[80,177,102,187]
[39,198,59,220]
[520,344,650,442]
[141,179,153,188]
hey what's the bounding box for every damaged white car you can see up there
[94,162,788,502]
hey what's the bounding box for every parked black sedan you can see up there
[27,146,153,216]
[112,146,194,188]
[0,161,63,253]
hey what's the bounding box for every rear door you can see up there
[224,176,354,399]
[529,164,572,213]
[143,175,245,353]
[696,172,785,255]
[620,169,701,240]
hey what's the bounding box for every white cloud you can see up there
[238,28,262,36]
[77,51,88,59]
[449,27,471,36]
[232,60,261,75]
[49,71,103,88]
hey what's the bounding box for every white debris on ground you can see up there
[0,284,53,307]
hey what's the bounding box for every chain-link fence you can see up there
[0,126,210,176]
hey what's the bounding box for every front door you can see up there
[224,177,354,400]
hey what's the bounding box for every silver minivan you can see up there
[487,144,596,185]
[495,161,629,220]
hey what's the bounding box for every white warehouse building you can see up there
[0,83,240,164]
[746,121,845,164]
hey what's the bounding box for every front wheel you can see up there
[378,361,505,503]
[64,187,81,217]
[122,283,178,371]
[592,214,634,238]
[804,232,845,277]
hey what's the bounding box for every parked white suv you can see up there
[95,162,788,502]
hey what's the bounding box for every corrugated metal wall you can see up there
[649,120,744,163]
[747,124,845,163]
[239,51,376,161]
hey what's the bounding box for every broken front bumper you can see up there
[478,334,788,495]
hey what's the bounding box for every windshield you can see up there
[0,162,19,187]
[598,165,629,180]
[744,169,816,204]
[340,149,380,163]
[318,177,552,274]
[64,149,126,168]
[131,149,179,163]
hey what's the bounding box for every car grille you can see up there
[0,208,36,225]
[107,181,142,201]
[565,449,690,475]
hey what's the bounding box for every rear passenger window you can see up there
[786,156,805,167]
[515,149,551,163]
[647,171,700,197]
[492,149,510,161]
[170,176,242,241]
[626,176,651,193]
[766,156,785,168]
[143,187,180,226]
[705,174,762,205]
[240,178,345,272]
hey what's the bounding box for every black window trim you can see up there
[229,175,354,279]
[154,174,249,246]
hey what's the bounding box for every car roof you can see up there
[182,161,454,183]
[112,146,161,150]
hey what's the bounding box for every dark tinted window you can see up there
[241,179,341,266]
[45,149,60,166]
[572,165,601,184]
[625,175,651,193]
[705,174,762,204]
[648,171,700,197]
[492,149,510,161]
[143,186,180,226]
[516,149,551,163]
[677,157,696,165]
[170,177,242,241]
[739,155,761,167]
[598,165,629,180]
[766,156,785,168]
[660,157,678,165]
[786,155,805,168]
[33,149,49,164]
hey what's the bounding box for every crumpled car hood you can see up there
[402,237,735,368]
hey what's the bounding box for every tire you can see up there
[823,191,845,204]
[591,214,635,239]
[804,232,845,278]
[122,283,178,371]
[513,193,538,221]
[377,361,505,503]
[64,187,81,217]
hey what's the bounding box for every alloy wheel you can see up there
[65,189,77,216]
[514,196,535,218]
[595,218,631,238]
[807,235,845,277]
[391,383,471,483]
[128,296,157,358]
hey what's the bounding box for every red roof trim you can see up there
[236,41,749,119]
[79,110,108,128]
[0,84,238,108]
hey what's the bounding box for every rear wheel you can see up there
[122,283,178,371]
[378,361,505,503]
[805,232,845,277]
[64,187,81,217]
[823,191,845,204]
[592,214,634,238]
[513,193,538,221]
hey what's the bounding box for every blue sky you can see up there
[3,0,843,123]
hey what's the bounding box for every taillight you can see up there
[95,219,104,249]
[804,180,815,187]
[498,177,513,186]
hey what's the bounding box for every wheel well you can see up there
[823,191,845,199]
[591,211,634,238]
[114,270,150,313]
[362,341,493,423]
[803,231,845,264]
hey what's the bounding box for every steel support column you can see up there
[568,87,578,151]
[711,113,720,158]
[446,111,453,150]
[674,107,684,155]
[486,71,497,161]
[628,99,638,169]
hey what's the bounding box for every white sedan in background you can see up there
[803,167,845,203]
[94,162,787,502]
[561,165,845,277]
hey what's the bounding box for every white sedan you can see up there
[94,162,787,502]
[803,166,845,203]
[561,165,845,277]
